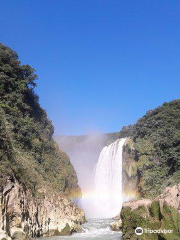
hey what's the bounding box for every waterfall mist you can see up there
[54,133,109,216]
[54,134,125,218]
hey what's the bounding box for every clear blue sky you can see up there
[1,1,180,135]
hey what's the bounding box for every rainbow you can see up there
[81,190,137,202]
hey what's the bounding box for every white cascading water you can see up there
[93,138,126,218]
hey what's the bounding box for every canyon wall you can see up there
[0,178,85,240]
[0,43,85,240]
[121,99,180,199]
[120,100,180,239]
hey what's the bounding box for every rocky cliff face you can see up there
[121,134,180,239]
[121,184,180,240]
[0,43,85,240]
[0,178,85,240]
[120,100,180,200]
[122,138,139,199]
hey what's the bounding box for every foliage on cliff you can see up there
[0,43,79,195]
[121,184,180,240]
[135,100,180,198]
[122,100,180,198]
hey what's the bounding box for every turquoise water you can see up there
[39,219,122,240]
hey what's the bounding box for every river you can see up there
[39,219,122,240]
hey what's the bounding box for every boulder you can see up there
[110,220,122,231]
[121,184,180,240]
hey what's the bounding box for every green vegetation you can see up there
[121,100,180,198]
[121,201,180,240]
[135,101,180,197]
[0,43,79,195]
[135,100,180,197]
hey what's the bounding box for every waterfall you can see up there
[93,138,126,218]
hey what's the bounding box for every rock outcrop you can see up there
[0,178,85,240]
[122,138,139,199]
[110,220,122,231]
[121,184,180,240]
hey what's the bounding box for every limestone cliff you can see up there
[0,178,85,240]
[122,138,139,199]
[120,100,180,239]
[121,184,180,240]
[0,43,85,239]
[121,100,180,199]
